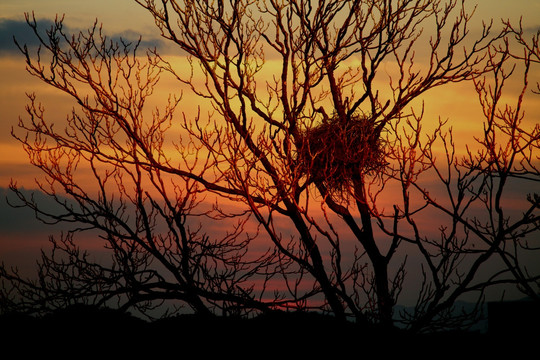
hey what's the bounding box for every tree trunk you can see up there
[287,203,347,321]
[354,178,394,328]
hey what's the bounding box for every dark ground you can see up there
[0,304,538,358]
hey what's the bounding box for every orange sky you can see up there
[1,0,539,189]
[1,0,539,303]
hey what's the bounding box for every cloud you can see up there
[522,24,540,36]
[113,29,169,53]
[0,186,111,271]
[0,17,170,57]
[0,187,65,234]
[0,17,55,55]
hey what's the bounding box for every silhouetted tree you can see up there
[1,0,538,333]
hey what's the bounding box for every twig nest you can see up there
[297,114,385,193]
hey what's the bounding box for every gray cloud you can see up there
[0,17,169,57]
[0,186,64,234]
[0,186,70,273]
[0,17,55,55]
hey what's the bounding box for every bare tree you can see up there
[1,0,538,333]
[2,14,281,318]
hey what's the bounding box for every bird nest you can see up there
[297,114,386,195]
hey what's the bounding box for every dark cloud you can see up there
[0,17,169,56]
[114,29,169,53]
[0,187,63,234]
[0,186,71,273]
[0,17,55,55]
[523,24,540,36]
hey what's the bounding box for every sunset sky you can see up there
[1,0,539,305]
